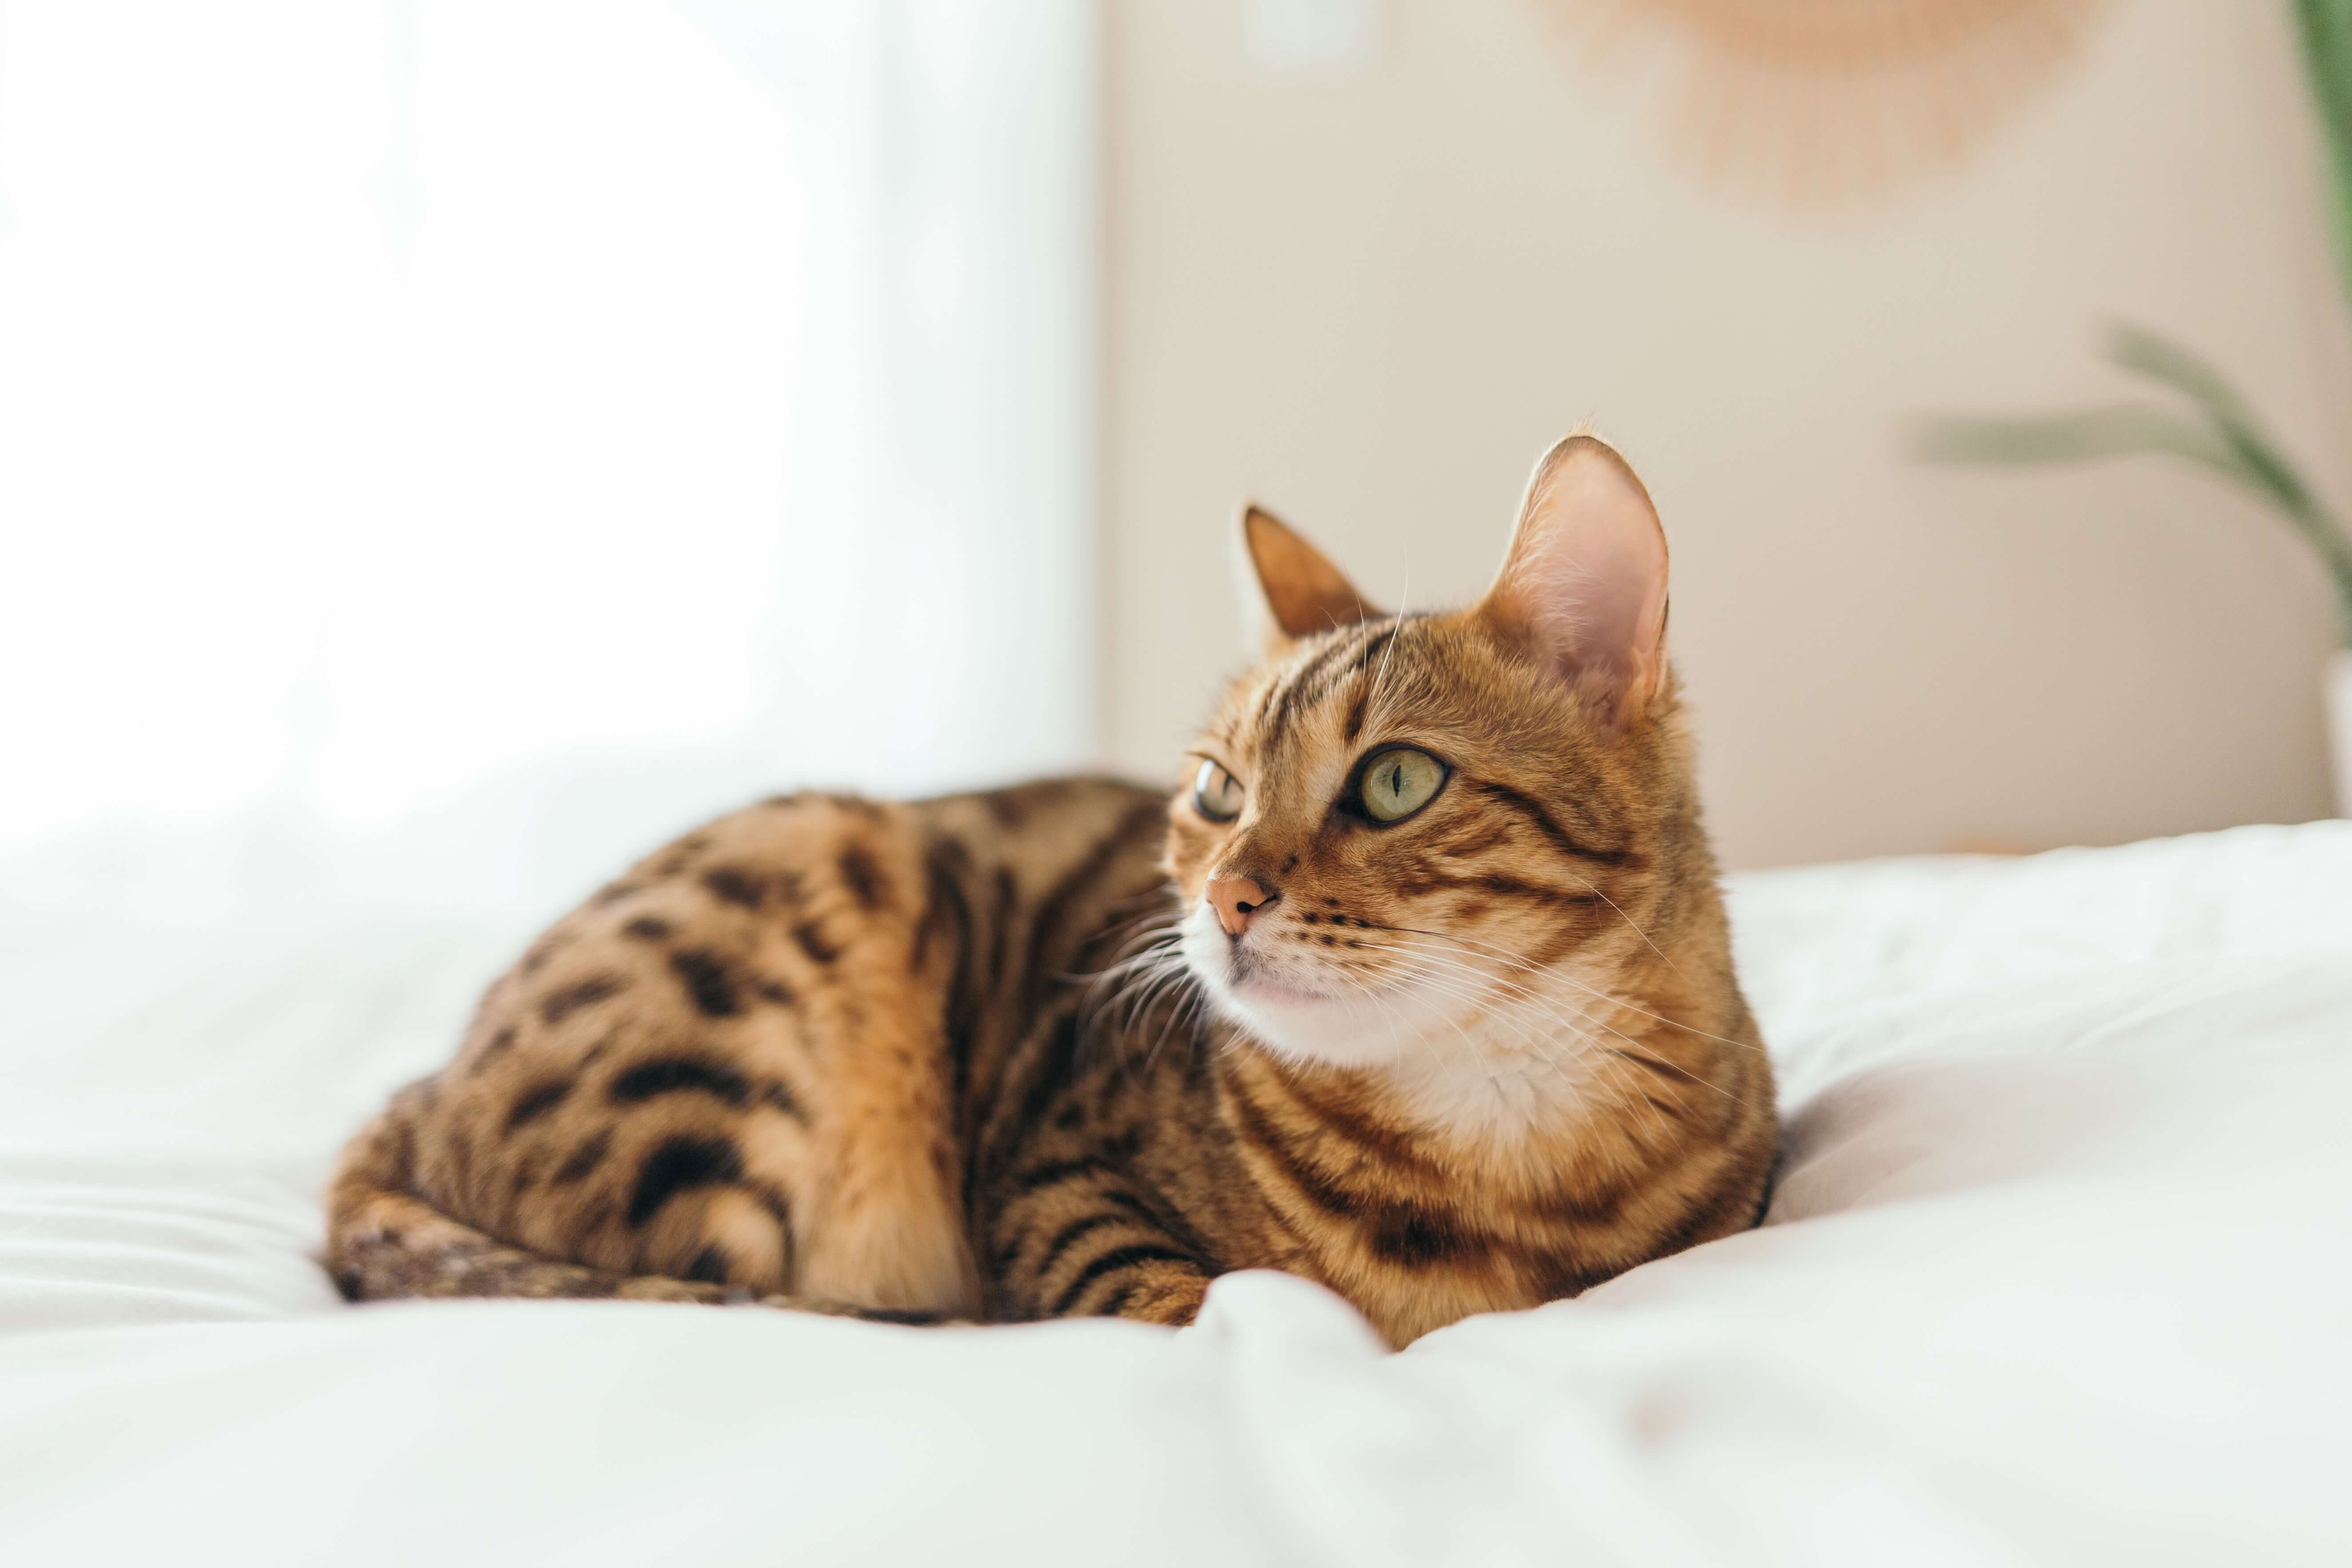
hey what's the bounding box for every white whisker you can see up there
[1352,932,1752,1111]
[1367,921,1757,1052]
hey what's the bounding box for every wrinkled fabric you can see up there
[2,822,2348,1565]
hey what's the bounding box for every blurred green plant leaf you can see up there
[1911,322,2352,645]
[2294,0,2352,308]
[1910,8,2352,649]
[1911,405,2234,471]
[2101,324,2332,525]
[2104,323,2255,427]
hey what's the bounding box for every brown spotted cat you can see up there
[327,434,1776,1347]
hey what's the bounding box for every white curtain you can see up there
[0,0,1099,924]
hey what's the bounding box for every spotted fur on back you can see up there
[326,435,1776,1347]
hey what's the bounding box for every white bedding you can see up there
[3,822,2348,1565]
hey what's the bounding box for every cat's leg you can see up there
[983,1160,1216,1326]
[327,1074,978,1321]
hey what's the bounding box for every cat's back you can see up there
[347,775,1172,1309]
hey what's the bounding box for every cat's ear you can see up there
[1476,434,1670,726]
[1240,504,1382,647]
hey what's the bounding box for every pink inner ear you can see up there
[1541,508,1663,666]
[1492,440,1669,715]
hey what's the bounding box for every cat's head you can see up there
[1164,434,1711,1073]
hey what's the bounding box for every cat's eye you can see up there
[1192,759,1246,823]
[1358,747,1446,824]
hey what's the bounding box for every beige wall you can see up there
[1101,0,2352,868]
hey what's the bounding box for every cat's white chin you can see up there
[1179,905,1434,1070]
[1176,902,1606,1139]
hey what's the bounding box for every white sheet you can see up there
[3,822,2348,1565]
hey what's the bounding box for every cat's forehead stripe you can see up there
[1253,626,1344,729]
[1339,626,1398,744]
[1257,617,1396,742]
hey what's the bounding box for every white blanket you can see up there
[3,823,2348,1565]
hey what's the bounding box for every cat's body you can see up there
[329,436,1777,1347]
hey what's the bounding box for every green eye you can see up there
[1358,748,1445,823]
[1192,759,1245,822]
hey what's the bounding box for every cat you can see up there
[326,433,1776,1348]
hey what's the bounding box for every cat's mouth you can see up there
[1226,954,1331,1004]
[1182,905,1455,1069]
[1219,942,1356,1006]
[1180,903,1379,1048]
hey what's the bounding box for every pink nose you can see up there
[1206,876,1271,937]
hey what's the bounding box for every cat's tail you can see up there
[322,1088,957,1325]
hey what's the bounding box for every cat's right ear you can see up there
[1240,504,1381,651]
[1475,434,1670,727]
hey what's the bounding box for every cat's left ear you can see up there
[1240,504,1383,650]
[1476,434,1670,726]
